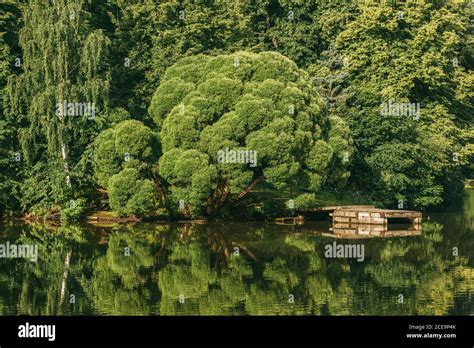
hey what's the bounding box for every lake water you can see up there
[0,191,472,316]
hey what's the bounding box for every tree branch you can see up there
[235,175,265,201]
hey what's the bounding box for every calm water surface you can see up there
[0,192,472,315]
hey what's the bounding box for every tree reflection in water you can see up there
[0,217,472,315]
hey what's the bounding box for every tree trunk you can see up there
[59,251,72,308]
[58,120,72,188]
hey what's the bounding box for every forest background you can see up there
[0,0,472,221]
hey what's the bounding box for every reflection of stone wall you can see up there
[328,222,422,239]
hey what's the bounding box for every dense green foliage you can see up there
[320,1,473,207]
[148,51,351,216]
[0,0,472,219]
[92,119,161,215]
[3,0,111,218]
[0,0,20,215]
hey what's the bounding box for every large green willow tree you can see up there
[150,51,352,217]
[6,0,111,214]
[92,51,352,217]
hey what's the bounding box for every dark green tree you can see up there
[327,1,473,208]
[150,51,352,217]
[0,0,21,216]
[92,119,161,216]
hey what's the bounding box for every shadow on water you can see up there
[0,191,472,316]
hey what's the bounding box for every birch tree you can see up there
[6,0,110,213]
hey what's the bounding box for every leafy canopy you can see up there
[149,51,352,216]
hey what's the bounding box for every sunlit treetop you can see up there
[149,51,352,216]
